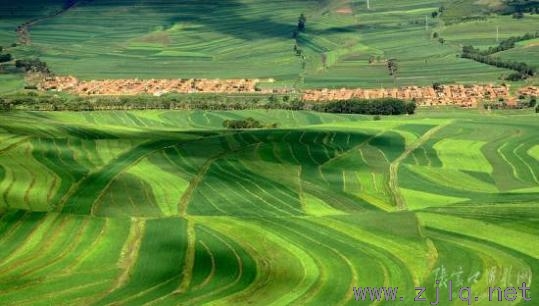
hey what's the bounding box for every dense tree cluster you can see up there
[222,117,278,129]
[15,58,51,74]
[312,98,416,115]
[500,0,539,14]
[0,53,12,63]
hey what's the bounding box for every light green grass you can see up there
[401,187,468,210]
[528,145,539,161]
[433,139,493,172]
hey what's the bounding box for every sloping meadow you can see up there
[0,109,538,304]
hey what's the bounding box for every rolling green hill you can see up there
[0,109,538,304]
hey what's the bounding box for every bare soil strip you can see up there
[16,2,80,45]
[107,218,145,294]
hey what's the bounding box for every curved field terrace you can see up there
[0,109,537,305]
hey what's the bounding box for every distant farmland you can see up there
[0,109,538,304]
[0,0,538,90]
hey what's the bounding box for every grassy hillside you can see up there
[0,109,538,304]
[0,0,538,89]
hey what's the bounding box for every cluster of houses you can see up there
[301,84,525,107]
[38,76,259,96]
[38,76,538,108]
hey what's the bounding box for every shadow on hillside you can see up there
[69,0,367,41]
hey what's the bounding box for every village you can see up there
[38,75,539,108]
[302,84,539,107]
[37,76,260,96]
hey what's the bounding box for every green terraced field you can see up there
[0,108,538,305]
[1,0,538,89]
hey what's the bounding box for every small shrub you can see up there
[529,96,537,108]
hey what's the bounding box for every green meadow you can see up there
[1,0,538,89]
[0,109,538,304]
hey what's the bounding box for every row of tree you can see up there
[467,32,538,56]
[461,44,536,80]
[311,98,416,115]
[0,93,417,115]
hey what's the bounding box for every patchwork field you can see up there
[1,0,538,89]
[0,109,538,304]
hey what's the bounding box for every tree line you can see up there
[461,33,537,80]
[311,98,416,115]
[0,93,416,115]
[468,32,538,56]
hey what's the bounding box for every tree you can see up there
[298,13,306,32]
[431,11,438,18]
[386,59,398,83]
[268,95,278,104]
[404,101,417,114]
[0,53,12,63]
[513,11,524,18]
[432,82,443,91]
[432,32,439,39]
[438,37,445,44]
[293,44,303,56]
